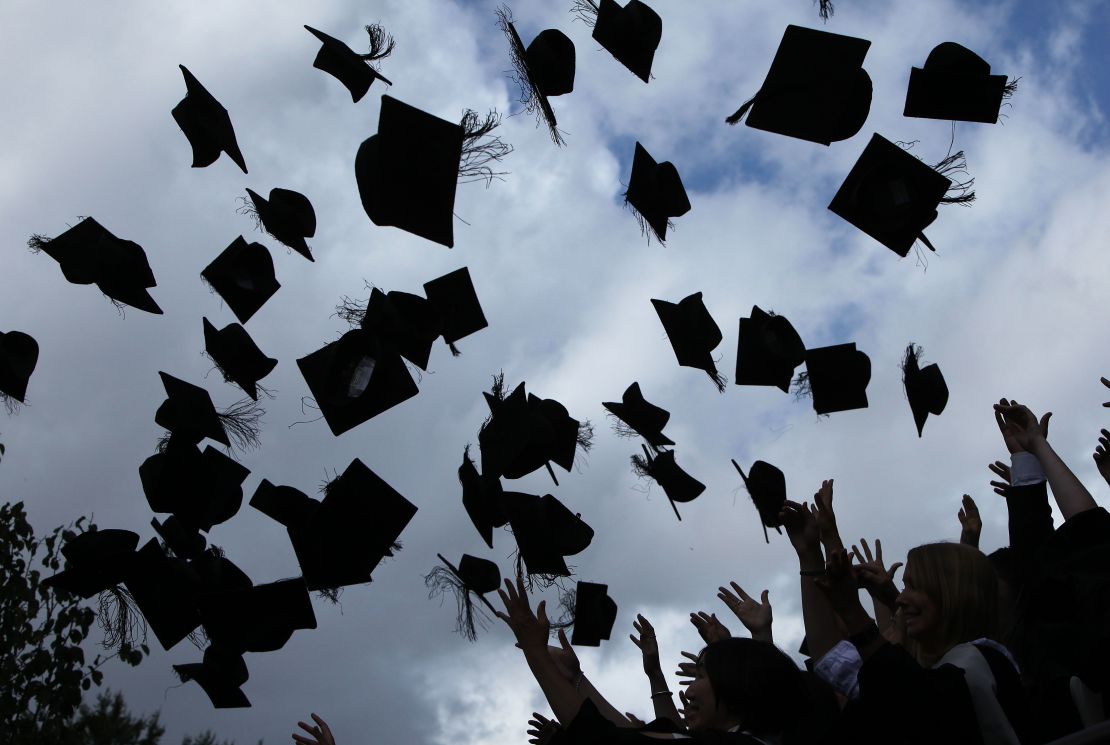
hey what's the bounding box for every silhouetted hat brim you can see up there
[201,237,281,324]
[171,65,248,174]
[626,142,691,242]
[0,331,39,403]
[652,293,723,373]
[592,0,662,83]
[734,308,806,392]
[906,362,949,436]
[904,43,1008,123]
[651,450,706,505]
[245,188,315,262]
[304,25,392,103]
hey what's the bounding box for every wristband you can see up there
[799,568,826,577]
[650,690,673,698]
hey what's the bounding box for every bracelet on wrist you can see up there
[650,690,673,698]
[799,568,826,577]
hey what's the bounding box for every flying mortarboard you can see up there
[304,24,393,102]
[902,344,948,437]
[198,577,317,653]
[570,580,618,646]
[140,442,250,532]
[735,306,806,393]
[731,459,786,543]
[360,289,443,371]
[425,553,502,641]
[726,25,872,146]
[904,42,1015,124]
[151,516,207,560]
[355,95,464,248]
[652,292,726,391]
[576,0,662,83]
[171,65,248,174]
[123,538,203,650]
[203,318,278,401]
[506,492,594,581]
[42,529,140,598]
[625,142,690,244]
[29,217,162,314]
[828,133,972,256]
[800,342,871,415]
[242,188,316,262]
[201,237,281,324]
[173,645,251,709]
[497,7,575,145]
[458,447,508,548]
[154,372,230,447]
[603,382,674,448]
[632,445,705,521]
[0,331,39,405]
[424,267,489,354]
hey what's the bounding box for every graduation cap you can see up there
[425,553,502,641]
[201,236,280,324]
[602,382,674,448]
[173,645,250,709]
[42,529,140,598]
[625,142,690,244]
[828,133,972,256]
[151,516,207,560]
[197,578,317,653]
[506,492,594,581]
[29,217,163,314]
[458,447,508,549]
[304,24,393,102]
[123,538,203,650]
[497,7,574,146]
[242,188,316,262]
[652,292,726,391]
[576,0,662,83]
[296,329,419,436]
[171,65,247,174]
[0,330,39,405]
[731,459,786,544]
[902,344,948,437]
[726,25,872,146]
[203,318,277,401]
[154,372,230,447]
[632,445,705,521]
[423,267,489,354]
[355,95,464,248]
[904,42,1014,124]
[800,342,871,415]
[140,442,250,532]
[570,581,618,646]
[360,288,443,371]
[735,306,806,393]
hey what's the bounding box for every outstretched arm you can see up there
[717,582,773,644]
[780,484,843,659]
[630,614,683,726]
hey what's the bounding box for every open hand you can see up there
[815,548,865,617]
[293,714,335,745]
[496,575,550,650]
[690,611,730,644]
[811,479,843,552]
[675,650,698,686]
[717,582,772,641]
[988,461,1012,496]
[994,399,1051,453]
[957,494,982,548]
[527,712,560,745]
[630,614,662,674]
[779,499,820,557]
[1094,429,1110,488]
[850,538,901,609]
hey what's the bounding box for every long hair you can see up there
[700,638,809,739]
[907,542,1000,658]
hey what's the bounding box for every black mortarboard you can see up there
[652,292,725,391]
[423,267,489,352]
[140,443,250,533]
[570,581,618,646]
[355,95,464,248]
[625,142,690,244]
[458,447,508,549]
[296,329,419,436]
[304,24,393,102]
[361,289,442,372]
[201,236,280,324]
[190,549,253,595]
[171,65,248,174]
[123,538,202,650]
[497,7,575,145]
[902,344,948,437]
[151,516,207,560]
[0,330,39,404]
[827,133,956,256]
[506,492,594,579]
[30,217,162,314]
[173,645,250,709]
[726,25,872,146]
[904,42,1012,124]
[633,445,705,521]
[203,318,277,401]
[731,459,786,543]
[603,382,674,448]
[243,188,316,262]
[42,529,139,598]
[426,553,502,641]
[198,578,317,654]
[735,306,806,393]
[802,343,871,414]
[587,0,662,83]
[154,372,230,447]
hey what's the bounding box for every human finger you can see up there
[874,538,883,563]
[850,544,864,565]
[888,562,903,581]
[630,633,642,649]
[297,722,319,736]
[717,586,738,605]
[860,537,874,563]
[292,736,315,745]
[637,614,654,633]
[536,600,548,625]
[729,581,752,602]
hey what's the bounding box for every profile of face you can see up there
[682,652,739,732]
[896,558,940,640]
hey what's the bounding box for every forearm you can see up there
[797,547,844,659]
[521,647,590,726]
[577,675,633,727]
[871,595,892,633]
[640,667,681,726]
[1030,439,1098,521]
[819,522,845,556]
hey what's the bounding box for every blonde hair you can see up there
[906,542,1000,657]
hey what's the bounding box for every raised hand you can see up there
[994,399,1051,453]
[293,714,335,745]
[1094,429,1110,488]
[815,548,865,618]
[779,499,821,557]
[850,538,902,609]
[717,582,772,642]
[957,494,982,548]
[527,712,561,745]
[496,574,550,650]
[811,478,843,553]
[546,629,582,682]
[675,650,698,686]
[988,461,1012,497]
[630,614,662,674]
[689,611,731,644]
[1101,377,1110,407]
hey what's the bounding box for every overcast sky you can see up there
[3,1,1110,743]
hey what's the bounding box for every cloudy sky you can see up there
[3,0,1110,743]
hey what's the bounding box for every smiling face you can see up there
[896,558,941,641]
[682,652,741,732]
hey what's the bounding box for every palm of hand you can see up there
[736,601,771,634]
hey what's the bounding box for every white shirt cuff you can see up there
[1010,451,1046,486]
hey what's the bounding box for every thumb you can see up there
[558,628,571,651]
[537,600,548,623]
[889,562,904,580]
[1040,412,1052,437]
[760,589,770,605]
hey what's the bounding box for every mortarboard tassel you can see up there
[725,94,758,126]
[97,584,147,653]
[216,397,265,452]
[359,24,395,63]
[1002,77,1020,100]
[817,0,834,21]
[933,151,976,205]
[570,0,599,26]
[458,109,513,186]
[497,6,567,147]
